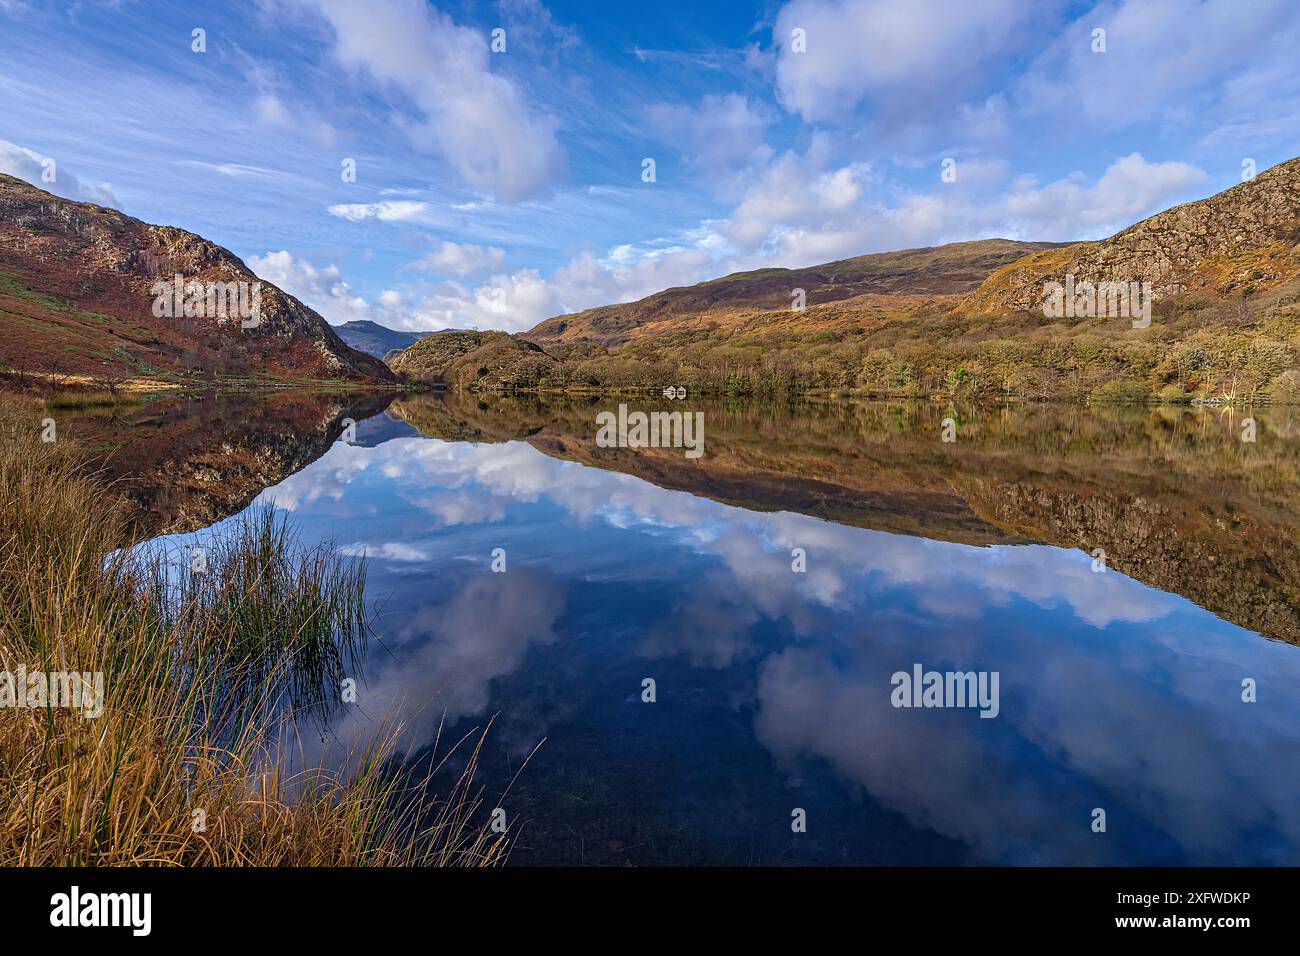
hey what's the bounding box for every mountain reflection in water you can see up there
[90,390,1300,865]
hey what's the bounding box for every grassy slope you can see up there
[526,239,1066,347]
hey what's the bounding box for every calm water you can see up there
[103,391,1300,865]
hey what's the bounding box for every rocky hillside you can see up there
[525,239,1066,347]
[388,330,557,388]
[0,174,393,383]
[961,157,1300,315]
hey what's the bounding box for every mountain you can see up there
[961,157,1300,314]
[333,319,449,359]
[0,174,394,383]
[525,238,1066,347]
[501,160,1300,401]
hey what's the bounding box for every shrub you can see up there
[1270,369,1300,404]
[1089,379,1150,404]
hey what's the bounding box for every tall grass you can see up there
[0,403,506,866]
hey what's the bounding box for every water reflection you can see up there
[105,391,1300,864]
[58,388,394,540]
[165,398,1297,866]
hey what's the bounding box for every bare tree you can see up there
[89,360,131,398]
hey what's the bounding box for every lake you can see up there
[67,390,1300,865]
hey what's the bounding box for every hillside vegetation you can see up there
[526,238,1064,346]
[386,159,1300,403]
[389,330,557,388]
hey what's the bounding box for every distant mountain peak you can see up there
[332,319,453,359]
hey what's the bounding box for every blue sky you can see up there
[1,0,1297,332]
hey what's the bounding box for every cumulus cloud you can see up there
[284,148,1207,336]
[714,149,1207,265]
[0,139,119,207]
[772,0,1034,122]
[720,145,876,254]
[393,246,718,333]
[302,0,565,201]
[1016,0,1296,123]
[408,240,506,276]
[998,153,1208,239]
[247,250,371,324]
[338,541,430,562]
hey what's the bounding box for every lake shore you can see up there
[0,396,502,866]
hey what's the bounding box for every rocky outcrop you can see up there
[961,157,1300,315]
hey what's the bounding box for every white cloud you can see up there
[999,153,1208,238]
[338,541,430,562]
[772,0,1034,122]
[327,200,428,222]
[647,93,774,186]
[408,240,506,276]
[0,139,120,207]
[1017,0,1296,123]
[715,148,1208,265]
[395,247,718,333]
[248,250,371,324]
[303,0,565,201]
[721,146,875,253]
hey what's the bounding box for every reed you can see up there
[0,400,505,866]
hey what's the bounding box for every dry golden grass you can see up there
[0,401,507,866]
